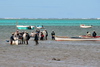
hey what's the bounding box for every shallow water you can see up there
[1,25,100,45]
[0,19,100,67]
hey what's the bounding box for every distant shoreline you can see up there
[0,18,100,20]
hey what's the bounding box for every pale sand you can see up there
[0,40,100,67]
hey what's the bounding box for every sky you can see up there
[0,0,100,18]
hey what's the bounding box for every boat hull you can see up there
[55,36,100,41]
[17,25,34,30]
[80,24,92,28]
[17,27,29,30]
[36,25,44,29]
[80,26,92,28]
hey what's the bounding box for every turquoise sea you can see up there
[0,19,100,45]
[0,19,100,26]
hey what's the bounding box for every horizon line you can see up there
[0,18,100,20]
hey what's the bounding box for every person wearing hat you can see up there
[92,30,97,37]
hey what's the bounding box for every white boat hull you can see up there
[55,36,100,41]
[80,24,92,28]
[16,25,34,30]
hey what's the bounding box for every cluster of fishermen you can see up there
[10,29,55,45]
[86,30,97,37]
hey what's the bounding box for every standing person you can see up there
[14,30,19,36]
[92,30,97,37]
[20,31,24,44]
[10,33,14,45]
[51,30,55,40]
[86,31,91,36]
[36,29,40,35]
[42,30,46,40]
[45,29,48,40]
[26,33,30,45]
[40,32,44,40]
[19,33,23,44]
[30,31,35,37]
[23,32,26,44]
[23,32,30,45]
[34,33,39,45]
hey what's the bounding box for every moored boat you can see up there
[80,24,92,28]
[55,36,100,41]
[36,25,44,29]
[16,25,34,30]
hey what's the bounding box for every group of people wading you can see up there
[10,29,55,45]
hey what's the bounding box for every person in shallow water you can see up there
[86,31,91,36]
[34,33,39,45]
[10,33,15,45]
[23,32,30,45]
[92,30,97,37]
[45,29,48,40]
[51,30,55,40]
[40,32,44,40]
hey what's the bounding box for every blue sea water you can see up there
[0,19,100,26]
[0,19,100,45]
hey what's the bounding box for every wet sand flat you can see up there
[0,40,100,67]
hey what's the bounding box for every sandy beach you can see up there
[0,39,100,67]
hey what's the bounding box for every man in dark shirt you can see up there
[92,30,97,37]
[51,30,55,40]
[10,33,14,45]
[34,33,39,45]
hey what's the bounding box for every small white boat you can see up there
[16,25,34,30]
[80,24,92,28]
[55,36,100,41]
[36,25,44,29]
